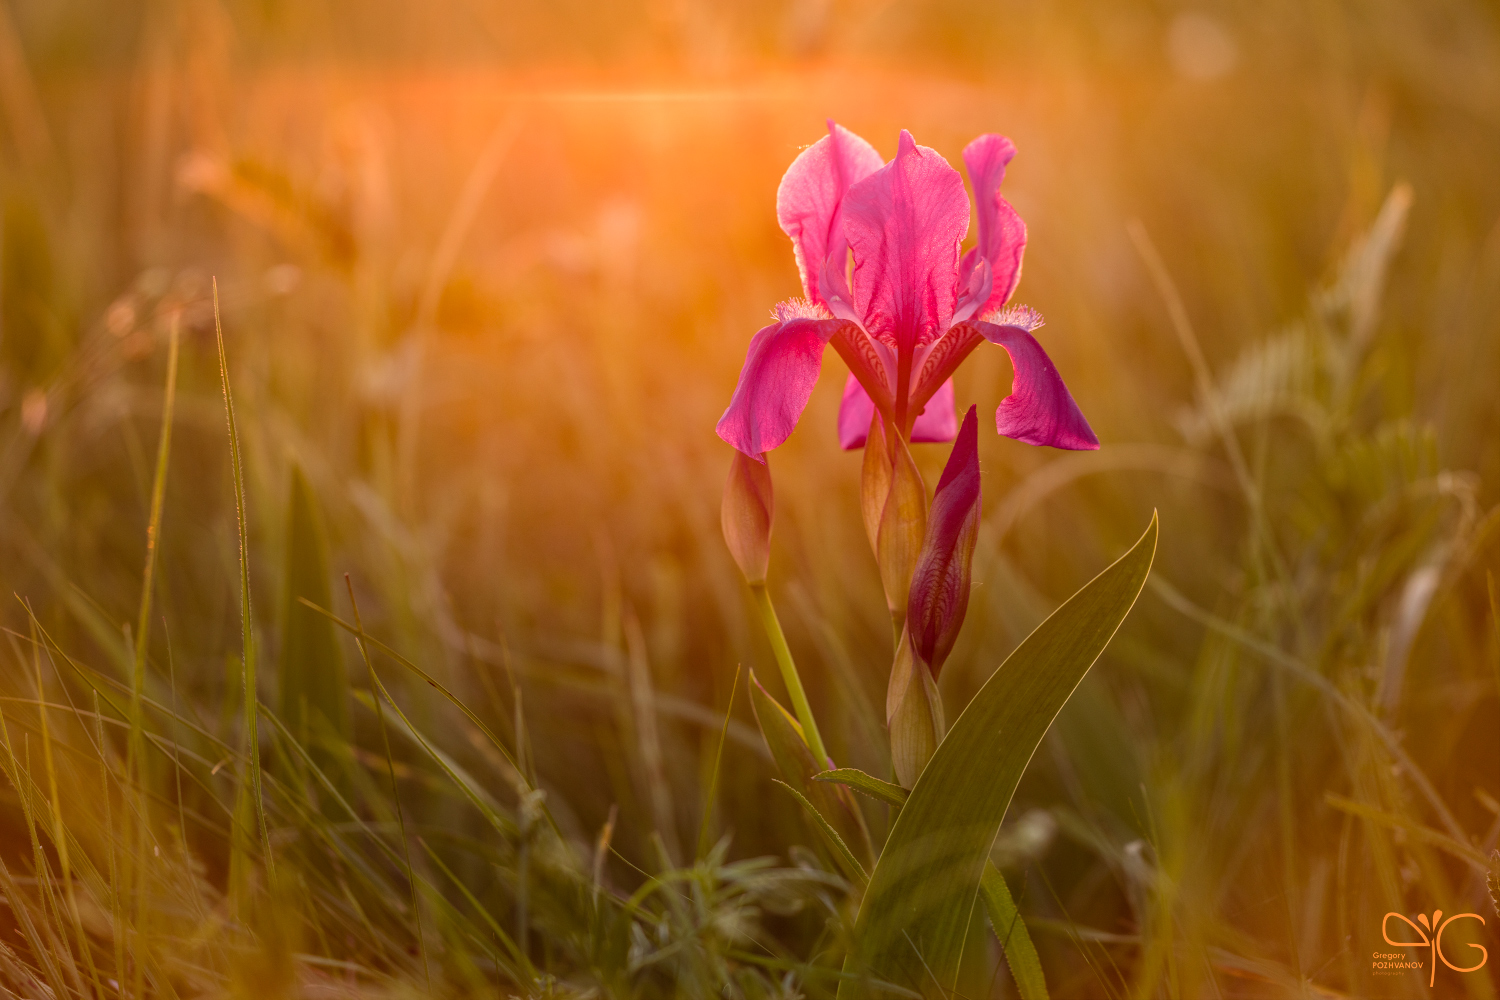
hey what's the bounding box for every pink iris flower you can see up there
[716,122,1098,459]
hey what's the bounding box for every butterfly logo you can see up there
[1383,910,1489,987]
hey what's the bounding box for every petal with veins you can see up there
[777,122,883,308]
[962,134,1027,316]
[717,317,846,458]
[907,405,982,676]
[843,131,971,352]
[976,321,1099,451]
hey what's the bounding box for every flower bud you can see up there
[722,450,773,584]
[876,432,928,628]
[907,405,981,677]
[887,626,945,788]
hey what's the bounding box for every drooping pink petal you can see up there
[842,131,971,353]
[777,122,884,309]
[961,134,1027,316]
[837,375,957,449]
[717,317,847,458]
[906,405,982,676]
[976,320,1099,450]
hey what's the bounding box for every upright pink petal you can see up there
[962,134,1027,315]
[777,123,884,309]
[717,317,846,458]
[843,131,971,353]
[838,375,957,450]
[975,320,1099,450]
[907,405,982,676]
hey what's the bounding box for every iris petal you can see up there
[842,131,971,352]
[961,134,1027,316]
[717,317,847,458]
[837,375,957,450]
[777,122,884,309]
[976,321,1099,451]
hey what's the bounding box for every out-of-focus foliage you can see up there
[0,0,1496,996]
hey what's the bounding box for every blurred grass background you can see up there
[0,0,1497,995]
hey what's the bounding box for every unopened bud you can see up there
[907,405,982,678]
[722,450,773,584]
[876,432,928,628]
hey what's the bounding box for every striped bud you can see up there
[907,405,981,677]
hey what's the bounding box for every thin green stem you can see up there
[214,282,274,884]
[126,313,178,956]
[696,662,741,860]
[748,583,828,766]
[131,312,179,769]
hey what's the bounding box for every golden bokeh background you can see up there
[0,1,1496,996]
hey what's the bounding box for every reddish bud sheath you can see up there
[907,405,982,677]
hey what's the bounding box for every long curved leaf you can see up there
[839,512,1158,998]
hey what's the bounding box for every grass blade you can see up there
[215,279,274,885]
[980,861,1048,1000]
[295,597,529,786]
[749,672,873,877]
[773,779,867,888]
[696,662,740,860]
[278,464,350,787]
[25,617,104,998]
[345,576,431,993]
[130,309,179,792]
[815,768,909,808]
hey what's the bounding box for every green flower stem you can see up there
[749,583,829,767]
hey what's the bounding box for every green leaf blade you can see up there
[278,465,350,761]
[748,673,874,878]
[981,861,1048,1000]
[840,512,1158,998]
[814,768,909,807]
